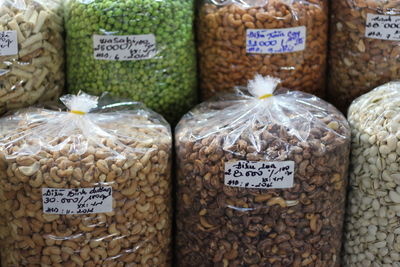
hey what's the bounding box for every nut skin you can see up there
[65,0,197,124]
[198,0,328,100]
[175,94,350,266]
[0,112,172,266]
[328,0,400,113]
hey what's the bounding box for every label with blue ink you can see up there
[365,14,400,41]
[246,27,306,54]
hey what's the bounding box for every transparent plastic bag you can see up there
[345,81,400,266]
[0,0,64,114]
[328,0,400,113]
[198,0,328,99]
[0,93,172,266]
[65,0,197,124]
[175,75,350,266]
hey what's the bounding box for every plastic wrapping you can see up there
[345,81,400,266]
[65,0,197,124]
[198,0,328,99]
[0,0,64,114]
[175,76,350,266]
[328,0,400,113]
[0,93,172,266]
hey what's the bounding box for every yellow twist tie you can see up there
[258,93,273,100]
[70,110,86,115]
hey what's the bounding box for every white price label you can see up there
[93,34,157,61]
[0,31,18,56]
[224,161,294,189]
[246,27,306,54]
[365,14,400,41]
[42,186,113,215]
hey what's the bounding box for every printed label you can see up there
[365,14,400,41]
[224,161,294,189]
[93,34,157,61]
[0,31,18,56]
[42,186,113,215]
[246,27,306,54]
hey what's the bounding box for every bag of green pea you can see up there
[65,0,197,124]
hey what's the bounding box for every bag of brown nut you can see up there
[175,75,350,266]
[0,93,172,266]
[198,0,328,100]
[328,0,400,113]
[0,0,64,114]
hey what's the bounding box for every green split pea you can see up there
[65,0,197,123]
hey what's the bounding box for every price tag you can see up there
[365,14,400,41]
[0,31,18,56]
[93,34,157,61]
[246,26,306,54]
[224,161,294,189]
[42,186,113,215]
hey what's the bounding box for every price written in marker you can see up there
[93,34,157,61]
[0,30,18,56]
[42,186,113,215]
[224,161,294,189]
[365,14,400,41]
[246,27,306,54]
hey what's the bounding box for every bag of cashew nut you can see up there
[0,92,172,266]
[198,0,328,100]
[175,75,351,266]
[328,0,400,113]
[0,0,64,114]
[345,81,400,266]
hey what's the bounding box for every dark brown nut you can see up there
[198,0,328,99]
[328,0,400,113]
[0,110,172,266]
[175,90,350,266]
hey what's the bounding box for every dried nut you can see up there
[345,82,400,266]
[176,92,350,266]
[0,111,172,266]
[198,1,328,99]
[328,0,400,112]
[0,0,64,115]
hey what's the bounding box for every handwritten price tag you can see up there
[42,186,113,215]
[365,14,400,41]
[0,31,18,56]
[224,161,294,189]
[93,34,157,61]
[246,27,306,54]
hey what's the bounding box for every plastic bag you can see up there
[175,75,350,266]
[328,0,400,113]
[345,81,400,266]
[0,0,64,114]
[65,0,197,124]
[198,0,328,99]
[0,93,172,266]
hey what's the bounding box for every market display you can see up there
[0,0,64,114]
[345,82,400,266]
[175,76,350,266]
[198,0,328,99]
[65,0,197,123]
[328,0,400,113]
[0,93,172,266]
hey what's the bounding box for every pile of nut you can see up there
[175,93,350,266]
[198,0,328,99]
[345,82,400,266]
[328,0,400,113]
[0,111,172,266]
[0,0,64,114]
